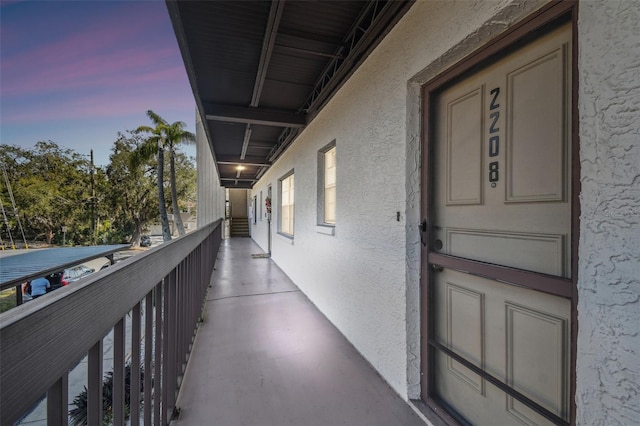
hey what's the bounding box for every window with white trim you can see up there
[318,142,336,226]
[279,171,294,236]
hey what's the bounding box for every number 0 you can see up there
[489,136,499,157]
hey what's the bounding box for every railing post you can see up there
[15,284,23,306]
[88,340,103,426]
[47,373,68,426]
[188,254,194,344]
[113,318,126,425]
[144,293,153,426]
[161,271,173,425]
[180,263,187,371]
[167,268,178,418]
[131,303,142,426]
[153,282,163,425]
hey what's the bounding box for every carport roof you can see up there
[0,245,129,290]
[166,0,414,188]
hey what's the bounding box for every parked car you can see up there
[46,271,70,291]
[140,235,152,247]
[63,265,95,284]
[23,265,96,300]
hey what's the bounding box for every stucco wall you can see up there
[250,0,548,399]
[251,1,640,418]
[577,2,640,424]
[196,111,224,228]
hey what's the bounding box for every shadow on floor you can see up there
[173,238,426,426]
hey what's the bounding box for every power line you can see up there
[1,163,28,249]
[0,196,15,250]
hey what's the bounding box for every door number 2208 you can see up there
[489,87,500,188]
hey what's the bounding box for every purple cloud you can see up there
[1,0,195,161]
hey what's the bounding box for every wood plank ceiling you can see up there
[167,0,414,188]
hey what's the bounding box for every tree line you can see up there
[0,110,196,248]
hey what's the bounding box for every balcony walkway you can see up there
[172,238,426,426]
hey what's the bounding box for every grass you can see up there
[0,288,18,314]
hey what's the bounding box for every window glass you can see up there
[318,142,336,226]
[324,146,336,224]
[280,173,294,236]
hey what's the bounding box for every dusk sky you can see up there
[1,0,196,166]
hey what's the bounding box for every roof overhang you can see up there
[167,0,414,189]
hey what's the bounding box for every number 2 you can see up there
[490,87,500,110]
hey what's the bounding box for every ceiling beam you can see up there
[205,103,307,128]
[241,2,285,174]
[240,125,252,160]
[217,156,272,167]
[251,0,285,107]
[247,140,276,148]
[278,27,345,48]
[220,178,258,182]
[276,44,343,59]
[301,1,414,116]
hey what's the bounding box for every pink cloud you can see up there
[0,0,27,7]
[4,81,194,125]
[3,46,181,96]
[2,2,178,97]
[1,1,194,135]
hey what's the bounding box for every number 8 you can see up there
[489,161,499,183]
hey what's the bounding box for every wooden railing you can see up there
[0,219,223,425]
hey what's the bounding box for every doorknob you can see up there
[419,219,428,247]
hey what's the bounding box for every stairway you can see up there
[230,217,250,237]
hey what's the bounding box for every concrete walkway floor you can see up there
[172,238,426,426]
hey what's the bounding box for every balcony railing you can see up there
[0,219,223,425]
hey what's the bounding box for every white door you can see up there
[430,23,572,425]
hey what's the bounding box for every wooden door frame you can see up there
[419,2,580,424]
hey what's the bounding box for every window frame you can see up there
[278,170,295,238]
[317,141,336,227]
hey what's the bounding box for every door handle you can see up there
[419,219,428,247]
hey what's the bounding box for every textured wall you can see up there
[196,111,224,228]
[577,2,640,424]
[250,2,640,416]
[250,0,547,399]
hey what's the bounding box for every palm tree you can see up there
[134,111,171,241]
[163,119,195,236]
[134,110,194,240]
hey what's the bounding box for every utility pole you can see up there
[90,149,96,245]
[1,163,27,249]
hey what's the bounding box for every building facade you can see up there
[193,1,639,424]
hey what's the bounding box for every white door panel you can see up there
[434,270,570,425]
[433,24,571,278]
[430,23,572,425]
